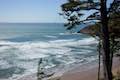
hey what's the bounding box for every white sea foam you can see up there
[0,37,97,47]
[49,37,97,47]
[0,37,98,80]
[0,60,12,69]
[0,37,97,59]
[0,46,11,52]
[45,35,57,38]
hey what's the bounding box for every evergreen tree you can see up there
[60,0,120,80]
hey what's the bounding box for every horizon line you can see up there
[0,22,65,24]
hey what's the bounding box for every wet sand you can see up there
[17,57,120,80]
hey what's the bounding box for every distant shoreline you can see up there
[0,23,65,24]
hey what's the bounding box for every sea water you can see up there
[0,23,98,80]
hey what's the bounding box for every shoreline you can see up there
[16,57,120,80]
[16,61,98,80]
[60,57,120,80]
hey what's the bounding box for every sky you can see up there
[0,0,113,23]
[0,0,66,23]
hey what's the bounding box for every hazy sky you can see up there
[0,0,113,23]
[0,0,66,23]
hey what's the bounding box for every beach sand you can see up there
[17,57,120,80]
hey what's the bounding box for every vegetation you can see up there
[60,0,120,80]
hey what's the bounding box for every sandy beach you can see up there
[60,57,120,80]
[17,57,120,80]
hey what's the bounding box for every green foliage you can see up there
[60,0,120,35]
[60,0,100,31]
[60,0,120,80]
[60,0,120,54]
[61,1,80,11]
[60,0,101,32]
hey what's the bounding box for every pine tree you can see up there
[60,0,120,80]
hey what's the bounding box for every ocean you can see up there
[0,23,98,80]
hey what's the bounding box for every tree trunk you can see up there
[110,35,114,75]
[100,0,112,80]
[98,40,101,80]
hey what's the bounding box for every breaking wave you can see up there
[0,37,98,79]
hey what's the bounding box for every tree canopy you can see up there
[60,0,120,80]
[60,0,120,34]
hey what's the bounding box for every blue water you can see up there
[0,23,98,80]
